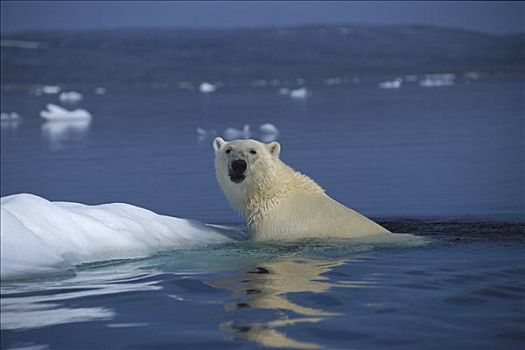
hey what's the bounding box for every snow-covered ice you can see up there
[59,91,83,103]
[0,194,234,279]
[40,104,92,121]
[199,82,217,93]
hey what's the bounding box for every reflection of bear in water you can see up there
[213,138,390,240]
[211,257,348,350]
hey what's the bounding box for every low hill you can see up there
[1,24,523,89]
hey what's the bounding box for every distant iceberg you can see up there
[420,73,455,87]
[224,124,251,140]
[259,123,279,142]
[259,123,279,134]
[1,112,21,131]
[0,194,234,279]
[196,127,217,141]
[59,91,83,103]
[378,78,402,89]
[199,82,217,93]
[289,87,309,99]
[0,112,20,121]
[31,85,61,96]
[40,104,92,121]
[42,85,61,94]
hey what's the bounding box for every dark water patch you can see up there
[303,294,345,307]
[123,340,241,350]
[443,295,487,306]
[381,219,525,240]
[473,287,525,300]
[305,327,371,340]
[1,287,96,299]
[496,330,525,342]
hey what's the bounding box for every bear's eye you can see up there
[225,149,231,154]
[249,149,257,155]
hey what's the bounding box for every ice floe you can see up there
[196,127,217,141]
[1,112,22,131]
[0,193,234,279]
[378,78,403,89]
[0,112,20,121]
[420,74,455,87]
[289,87,309,99]
[59,91,83,103]
[224,124,251,140]
[259,123,279,142]
[199,82,217,93]
[40,104,92,121]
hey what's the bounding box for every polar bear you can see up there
[213,138,390,240]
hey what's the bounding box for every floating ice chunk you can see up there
[0,193,234,279]
[197,127,208,137]
[378,78,402,89]
[419,74,455,87]
[94,87,107,95]
[199,82,217,93]
[259,123,279,134]
[259,123,279,142]
[40,104,92,121]
[196,127,217,141]
[224,124,251,140]
[59,91,83,103]
[289,87,309,99]
[0,112,20,121]
[324,77,342,86]
[1,112,21,131]
[41,85,61,94]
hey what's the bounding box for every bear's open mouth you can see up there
[229,174,245,183]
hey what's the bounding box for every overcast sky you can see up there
[1,1,524,35]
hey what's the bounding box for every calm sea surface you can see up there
[1,78,524,349]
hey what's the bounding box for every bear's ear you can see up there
[267,142,281,158]
[213,137,226,153]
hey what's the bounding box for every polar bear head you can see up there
[213,138,281,212]
[213,137,280,184]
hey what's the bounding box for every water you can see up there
[1,78,524,349]
[2,78,523,221]
[1,232,524,350]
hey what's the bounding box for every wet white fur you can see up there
[213,138,390,240]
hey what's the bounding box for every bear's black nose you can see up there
[231,159,247,174]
